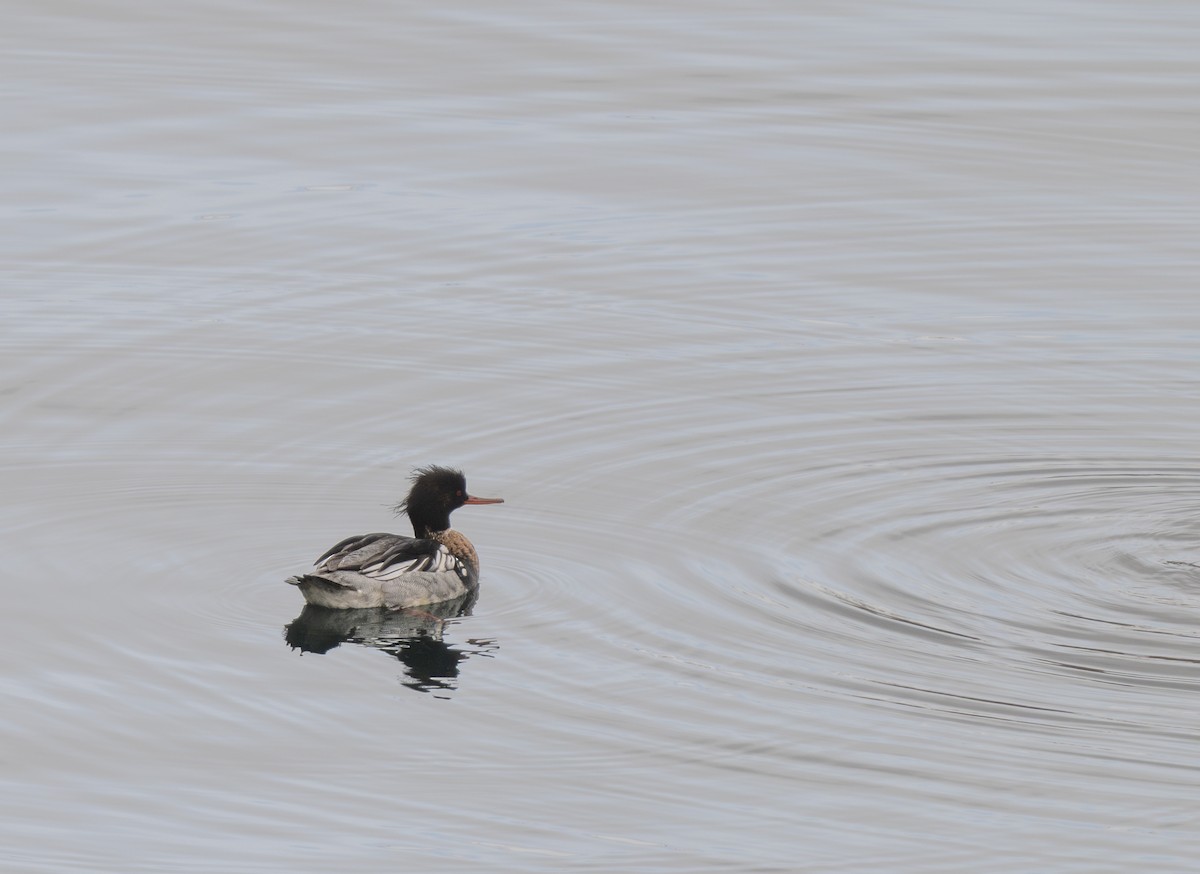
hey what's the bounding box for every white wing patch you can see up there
[362,543,466,581]
[371,560,420,580]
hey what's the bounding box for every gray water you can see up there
[4,1,1199,871]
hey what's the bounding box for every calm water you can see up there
[4,1,1200,871]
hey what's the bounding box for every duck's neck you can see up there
[407,511,479,580]
[408,510,451,539]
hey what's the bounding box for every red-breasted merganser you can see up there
[287,466,503,609]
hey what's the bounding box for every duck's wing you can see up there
[313,532,400,569]
[314,532,467,582]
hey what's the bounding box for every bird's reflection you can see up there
[284,592,496,694]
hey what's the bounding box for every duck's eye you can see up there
[456,490,463,497]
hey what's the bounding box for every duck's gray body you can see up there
[290,569,472,609]
[287,466,503,610]
[288,530,477,609]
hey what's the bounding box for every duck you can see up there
[288,466,503,609]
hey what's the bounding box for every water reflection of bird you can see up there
[288,466,503,609]
[284,594,494,693]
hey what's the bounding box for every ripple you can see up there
[706,450,1200,757]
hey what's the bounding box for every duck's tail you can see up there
[287,574,352,591]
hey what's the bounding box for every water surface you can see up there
[3,1,1200,871]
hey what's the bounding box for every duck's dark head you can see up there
[396,465,504,536]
